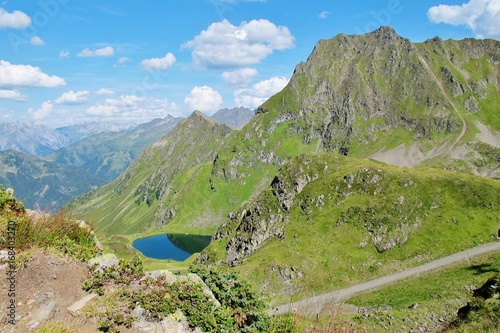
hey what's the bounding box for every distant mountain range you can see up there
[0,122,69,156]
[44,116,183,183]
[0,121,136,156]
[54,121,137,145]
[211,107,254,129]
[0,108,255,211]
[0,150,104,211]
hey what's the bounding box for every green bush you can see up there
[447,274,500,332]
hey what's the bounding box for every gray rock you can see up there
[67,293,98,315]
[0,250,9,263]
[132,312,203,333]
[29,301,57,329]
[88,254,119,270]
[187,273,221,307]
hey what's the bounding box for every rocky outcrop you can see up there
[223,194,286,266]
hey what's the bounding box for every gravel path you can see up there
[270,241,500,316]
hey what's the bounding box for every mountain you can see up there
[67,27,499,245]
[0,121,139,156]
[198,153,500,303]
[44,116,182,183]
[210,107,255,129]
[55,121,137,145]
[66,111,232,235]
[0,150,104,211]
[0,121,69,155]
[251,26,499,175]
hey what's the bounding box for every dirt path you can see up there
[269,241,500,316]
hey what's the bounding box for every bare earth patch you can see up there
[0,249,98,333]
[476,122,500,148]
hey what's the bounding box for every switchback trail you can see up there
[269,241,500,316]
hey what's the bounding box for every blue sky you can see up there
[0,0,499,127]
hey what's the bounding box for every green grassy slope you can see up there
[66,111,233,236]
[200,153,500,303]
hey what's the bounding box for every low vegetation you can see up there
[0,187,101,262]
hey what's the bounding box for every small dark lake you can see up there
[132,234,212,261]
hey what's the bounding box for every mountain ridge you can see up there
[67,26,500,241]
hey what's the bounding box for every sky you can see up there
[0,0,499,127]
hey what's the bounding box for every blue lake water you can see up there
[132,234,211,261]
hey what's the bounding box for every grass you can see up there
[0,188,101,262]
[35,322,78,333]
[204,154,500,304]
[344,252,500,332]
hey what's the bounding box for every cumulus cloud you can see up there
[183,19,295,68]
[77,46,115,57]
[95,88,115,96]
[141,52,176,71]
[184,86,223,112]
[0,7,31,29]
[234,76,288,109]
[28,101,54,120]
[0,60,66,88]
[87,95,178,121]
[55,90,90,105]
[117,57,131,64]
[222,68,258,85]
[0,89,27,101]
[30,36,45,46]
[319,11,331,19]
[59,50,70,58]
[428,0,500,39]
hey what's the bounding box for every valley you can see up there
[1,24,499,332]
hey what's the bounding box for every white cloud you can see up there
[0,7,31,29]
[95,88,115,96]
[0,60,66,88]
[234,76,288,109]
[428,0,500,39]
[222,68,258,85]
[87,95,178,121]
[0,89,27,101]
[319,11,331,19]
[77,46,115,57]
[184,86,223,112]
[30,36,45,46]
[141,52,176,71]
[59,50,70,58]
[55,90,90,105]
[117,57,131,64]
[28,101,54,119]
[183,19,295,68]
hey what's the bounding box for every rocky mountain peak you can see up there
[369,25,398,41]
[186,110,218,126]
